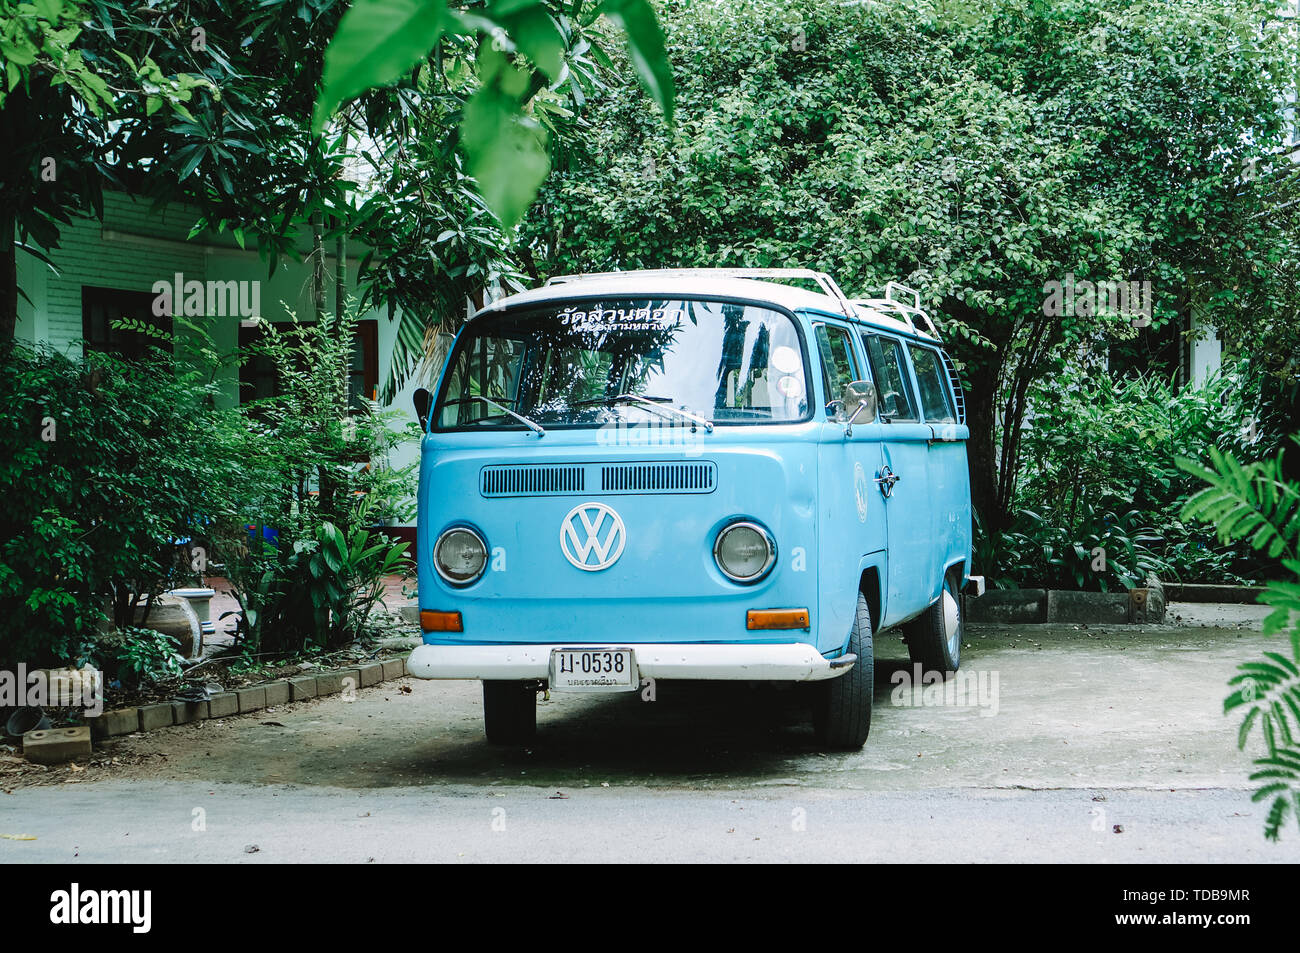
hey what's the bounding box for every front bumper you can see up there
[406,643,856,682]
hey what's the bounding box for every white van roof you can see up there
[473,269,941,342]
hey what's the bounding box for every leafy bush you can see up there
[0,343,237,669]
[103,627,186,690]
[980,359,1281,588]
[213,310,416,657]
[1180,438,1300,841]
[978,505,1167,592]
[0,305,417,676]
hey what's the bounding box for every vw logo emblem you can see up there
[560,502,626,571]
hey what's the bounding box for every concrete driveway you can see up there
[3,604,1297,862]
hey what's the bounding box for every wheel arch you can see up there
[857,559,884,635]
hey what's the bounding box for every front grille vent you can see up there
[481,465,584,497]
[479,461,717,497]
[601,462,715,493]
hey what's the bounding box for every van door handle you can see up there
[875,466,900,498]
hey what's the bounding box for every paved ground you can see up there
[3,603,1297,862]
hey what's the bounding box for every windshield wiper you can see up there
[469,396,545,436]
[611,393,713,433]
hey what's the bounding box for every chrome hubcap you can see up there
[942,588,961,656]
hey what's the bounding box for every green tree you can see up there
[522,0,1299,531]
[2,0,676,402]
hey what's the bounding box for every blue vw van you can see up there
[407,269,978,749]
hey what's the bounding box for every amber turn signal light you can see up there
[746,608,810,630]
[419,610,463,632]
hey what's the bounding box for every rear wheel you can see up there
[813,591,874,750]
[904,571,962,674]
[482,680,537,745]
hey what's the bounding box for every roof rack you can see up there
[545,268,855,316]
[849,281,942,341]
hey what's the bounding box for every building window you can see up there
[239,319,379,410]
[349,320,378,407]
[81,286,172,359]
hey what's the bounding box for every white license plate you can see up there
[549,648,638,692]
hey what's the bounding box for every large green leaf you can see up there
[313,0,450,134]
[494,2,567,83]
[461,69,551,229]
[599,0,673,123]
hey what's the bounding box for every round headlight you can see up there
[434,526,488,585]
[714,521,776,583]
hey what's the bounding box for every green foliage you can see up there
[1,0,220,333]
[312,0,449,134]
[0,342,238,669]
[460,43,552,230]
[106,626,186,688]
[1180,447,1300,563]
[0,305,416,670]
[214,308,416,656]
[312,0,674,228]
[306,499,412,643]
[981,506,1167,592]
[1182,437,1300,841]
[522,0,1300,527]
[979,360,1277,589]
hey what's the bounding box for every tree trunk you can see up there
[310,211,326,320]
[335,227,346,324]
[1,214,17,341]
[944,298,1008,533]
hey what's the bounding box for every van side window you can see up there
[908,345,956,423]
[814,324,859,412]
[862,334,918,421]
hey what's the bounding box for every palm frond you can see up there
[1178,445,1300,561]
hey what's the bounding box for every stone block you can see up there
[24,725,92,764]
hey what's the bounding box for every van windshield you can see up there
[434,298,811,429]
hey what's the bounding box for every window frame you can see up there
[81,286,173,361]
[906,342,958,424]
[860,332,921,424]
[812,320,864,418]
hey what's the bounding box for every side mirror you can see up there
[835,380,876,436]
[413,387,432,432]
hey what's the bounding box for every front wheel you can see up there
[904,572,962,674]
[483,680,537,745]
[813,591,874,750]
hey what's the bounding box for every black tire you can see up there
[482,681,537,745]
[813,591,874,750]
[904,571,962,674]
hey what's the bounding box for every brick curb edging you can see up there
[88,658,407,740]
[964,583,1166,625]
